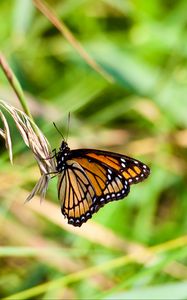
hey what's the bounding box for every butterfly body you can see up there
[55,141,150,227]
[56,141,71,172]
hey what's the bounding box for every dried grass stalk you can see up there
[0,99,56,201]
[0,109,13,164]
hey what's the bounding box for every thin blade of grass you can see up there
[0,110,13,164]
[32,0,114,83]
[0,53,33,120]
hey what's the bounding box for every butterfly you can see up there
[54,139,150,227]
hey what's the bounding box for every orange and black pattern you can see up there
[55,142,150,227]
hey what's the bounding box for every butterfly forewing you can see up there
[71,149,150,185]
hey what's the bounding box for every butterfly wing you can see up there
[58,149,150,227]
[71,148,150,185]
[57,160,96,227]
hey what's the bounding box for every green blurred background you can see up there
[0,0,187,299]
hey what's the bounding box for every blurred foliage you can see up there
[0,0,187,299]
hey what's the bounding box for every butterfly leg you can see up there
[40,149,57,161]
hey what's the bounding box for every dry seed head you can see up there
[0,99,56,201]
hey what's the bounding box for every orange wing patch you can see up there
[127,168,137,177]
[73,158,107,197]
[134,166,141,174]
[122,166,147,182]
[122,171,131,179]
[86,153,121,171]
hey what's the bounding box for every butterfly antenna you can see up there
[53,122,65,140]
[66,112,71,142]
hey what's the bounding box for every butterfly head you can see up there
[59,140,69,152]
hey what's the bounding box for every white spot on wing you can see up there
[108,174,112,181]
[121,158,126,163]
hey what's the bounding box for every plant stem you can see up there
[0,53,34,122]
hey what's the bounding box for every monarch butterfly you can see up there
[55,139,150,227]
